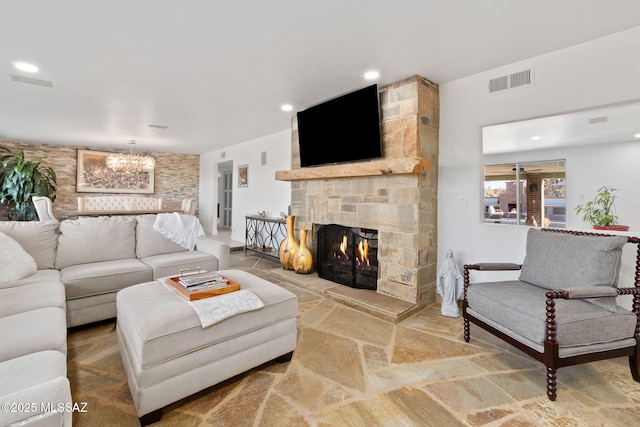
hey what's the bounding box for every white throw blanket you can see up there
[154,212,205,250]
[189,290,264,328]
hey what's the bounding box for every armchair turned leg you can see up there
[546,367,557,401]
[463,317,470,342]
[630,353,640,382]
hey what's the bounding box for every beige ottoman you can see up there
[116,269,298,425]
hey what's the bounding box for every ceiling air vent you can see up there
[488,68,534,94]
[10,74,53,88]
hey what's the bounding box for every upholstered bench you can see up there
[116,269,298,425]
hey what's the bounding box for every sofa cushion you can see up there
[0,307,67,361]
[0,350,71,427]
[135,214,187,259]
[0,220,59,269]
[61,258,152,299]
[0,281,66,317]
[467,280,637,348]
[0,269,61,290]
[55,216,137,269]
[0,231,37,282]
[519,229,627,311]
[140,251,217,280]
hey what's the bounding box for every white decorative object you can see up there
[153,212,205,250]
[189,290,265,327]
[0,231,37,282]
[436,249,464,317]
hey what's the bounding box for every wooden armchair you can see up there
[463,228,640,400]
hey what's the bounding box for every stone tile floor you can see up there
[67,253,640,426]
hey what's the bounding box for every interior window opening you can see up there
[483,160,566,228]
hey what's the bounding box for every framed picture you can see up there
[76,149,155,193]
[238,164,248,188]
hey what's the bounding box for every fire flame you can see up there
[356,239,370,266]
[339,234,349,259]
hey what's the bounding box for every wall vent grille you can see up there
[10,74,53,88]
[489,68,534,93]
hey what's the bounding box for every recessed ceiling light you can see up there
[281,104,293,112]
[14,61,39,73]
[364,70,380,80]
[635,133,640,138]
[530,136,541,140]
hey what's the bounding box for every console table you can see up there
[245,215,286,259]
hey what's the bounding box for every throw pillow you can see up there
[0,231,37,282]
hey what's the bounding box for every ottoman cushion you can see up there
[117,269,297,370]
[117,269,298,418]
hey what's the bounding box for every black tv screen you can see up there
[297,84,382,168]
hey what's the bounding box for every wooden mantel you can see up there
[275,157,430,181]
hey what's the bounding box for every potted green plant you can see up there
[575,185,629,231]
[0,146,57,221]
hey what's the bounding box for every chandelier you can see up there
[106,140,155,173]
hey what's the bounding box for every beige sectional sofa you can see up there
[0,214,229,426]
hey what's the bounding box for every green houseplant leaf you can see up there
[575,186,619,227]
[0,146,57,221]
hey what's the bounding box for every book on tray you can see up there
[167,271,241,301]
[178,271,228,289]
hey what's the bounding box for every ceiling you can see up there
[2,1,640,155]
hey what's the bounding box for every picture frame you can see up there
[238,164,248,188]
[76,149,155,193]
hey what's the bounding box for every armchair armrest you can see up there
[562,286,619,299]
[476,263,521,271]
[464,263,521,272]
[463,263,522,300]
[549,287,640,300]
[195,236,230,270]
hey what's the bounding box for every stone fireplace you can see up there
[276,75,439,311]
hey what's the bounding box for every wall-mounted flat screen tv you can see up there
[297,84,382,168]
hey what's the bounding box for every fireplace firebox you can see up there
[316,224,378,290]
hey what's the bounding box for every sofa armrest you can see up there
[196,236,230,270]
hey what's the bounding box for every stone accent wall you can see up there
[0,140,199,221]
[289,75,439,306]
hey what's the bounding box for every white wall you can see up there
[438,26,640,309]
[199,129,292,241]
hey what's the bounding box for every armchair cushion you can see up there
[467,280,637,352]
[519,229,627,311]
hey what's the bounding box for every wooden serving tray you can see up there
[166,274,241,301]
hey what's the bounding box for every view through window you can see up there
[484,160,566,227]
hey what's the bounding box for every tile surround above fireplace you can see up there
[277,75,440,311]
